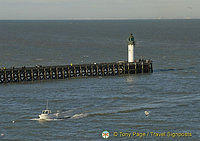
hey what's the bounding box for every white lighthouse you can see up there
[128,44,134,62]
[127,34,135,63]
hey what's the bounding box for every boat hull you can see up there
[39,114,57,120]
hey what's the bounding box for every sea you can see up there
[0,19,199,140]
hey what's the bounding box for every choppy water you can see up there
[0,20,199,140]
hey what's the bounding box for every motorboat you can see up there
[39,100,59,120]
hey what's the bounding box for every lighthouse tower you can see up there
[127,34,135,63]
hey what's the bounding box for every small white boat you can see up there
[39,100,59,120]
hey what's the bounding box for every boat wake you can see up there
[30,113,88,121]
[30,118,63,121]
[71,113,88,119]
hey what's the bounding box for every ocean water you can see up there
[0,20,199,140]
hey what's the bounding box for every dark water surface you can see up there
[0,20,199,140]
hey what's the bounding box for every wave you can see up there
[86,107,156,117]
[71,113,88,119]
[154,67,194,72]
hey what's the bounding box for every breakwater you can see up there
[0,59,153,84]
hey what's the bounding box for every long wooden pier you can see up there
[0,59,153,84]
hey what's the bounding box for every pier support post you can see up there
[135,63,137,74]
[142,62,144,73]
[31,69,33,81]
[150,62,153,73]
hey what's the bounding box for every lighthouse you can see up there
[127,34,135,63]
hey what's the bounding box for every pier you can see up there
[0,34,153,84]
[0,60,152,84]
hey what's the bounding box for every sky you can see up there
[0,0,199,20]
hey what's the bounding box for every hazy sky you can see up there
[0,0,199,20]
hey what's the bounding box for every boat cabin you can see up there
[42,110,51,114]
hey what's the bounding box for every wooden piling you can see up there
[135,63,137,74]
[142,62,144,73]
[150,62,153,73]
[11,70,14,81]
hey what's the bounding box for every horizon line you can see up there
[0,17,199,21]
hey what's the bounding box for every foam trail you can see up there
[30,118,63,121]
[71,113,88,119]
